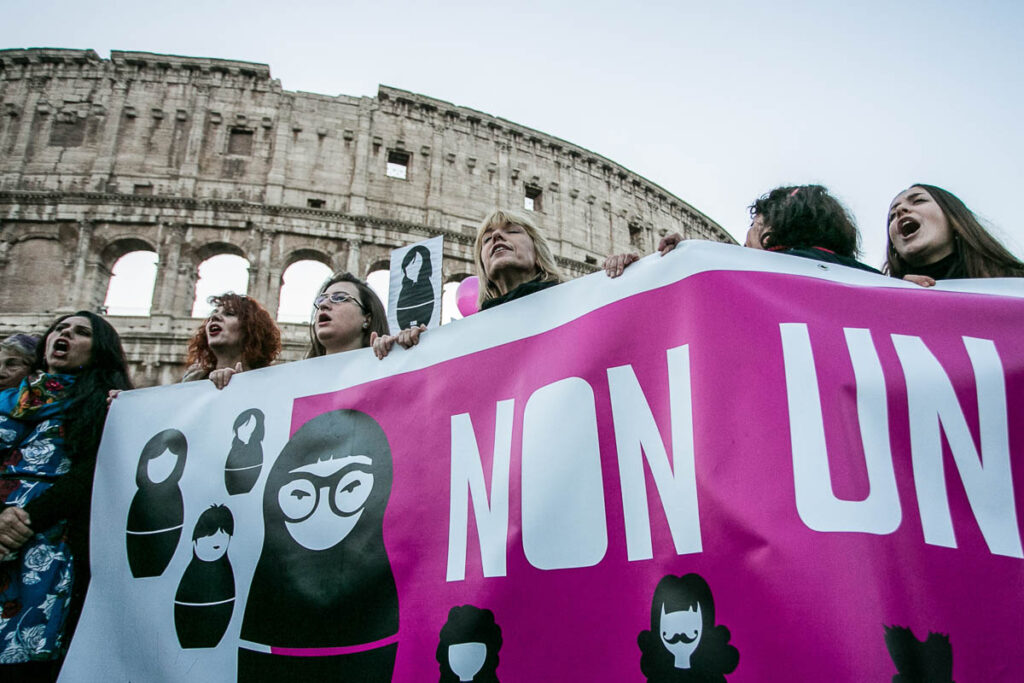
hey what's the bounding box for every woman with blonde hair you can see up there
[473,208,564,310]
[373,209,563,358]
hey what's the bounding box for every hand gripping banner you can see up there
[62,242,1024,682]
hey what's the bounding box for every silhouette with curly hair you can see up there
[884,625,955,683]
[436,605,502,682]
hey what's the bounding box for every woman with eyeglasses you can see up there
[308,272,389,358]
[182,292,281,389]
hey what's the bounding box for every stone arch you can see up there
[0,233,67,313]
[281,247,332,272]
[100,237,160,317]
[189,243,252,317]
[366,258,390,279]
[444,271,473,284]
[190,240,248,267]
[99,236,159,271]
[364,258,391,312]
[276,249,333,323]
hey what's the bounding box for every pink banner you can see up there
[64,248,1024,682]
[285,271,1024,681]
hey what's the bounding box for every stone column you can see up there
[345,241,362,276]
[248,221,278,311]
[424,127,445,228]
[66,219,112,313]
[5,89,43,183]
[347,97,374,215]
[89,83,129,188]
[177,81,212,197]
[264,95,293,205]
[151,222,194,321]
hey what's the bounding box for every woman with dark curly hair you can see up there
[307,272,389,358]
[0,311,132,681]
[182,292,281,389]
[886,183,1024,286]
[605,185,878,276]
[742,184,878,271]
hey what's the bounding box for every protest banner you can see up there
[62,241,1024,681]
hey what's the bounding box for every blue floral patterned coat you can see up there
[0,373,77,663]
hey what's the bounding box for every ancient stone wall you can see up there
[0,48,732,386]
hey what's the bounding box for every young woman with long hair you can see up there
[0,311,132,681]
[307,272,389,358]
[886,183,1024,285]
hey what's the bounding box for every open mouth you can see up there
[898,217,920,238]
[317,312,331,325]
[208,323,222,336]
[52,339,69,355]
[491,244,511,257]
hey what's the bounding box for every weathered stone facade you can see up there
[0,48,732,386]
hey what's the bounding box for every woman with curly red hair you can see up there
[182,293,281,389]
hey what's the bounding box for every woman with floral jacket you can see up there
[0,312,131,681]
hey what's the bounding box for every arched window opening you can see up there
[191,254,250,317]
[278,260,332,323]
[366,269,390,314]
[103,251,158,316]
[441,281,463,325]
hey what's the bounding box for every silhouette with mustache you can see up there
[638,573,738,683]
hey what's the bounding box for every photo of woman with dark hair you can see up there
[886,183,1024,285]
[396,244,435,330]
[224,408,265,495]
[436,605,502,683]
[638,573,739,683]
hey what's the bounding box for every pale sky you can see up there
[4,0,1023,281]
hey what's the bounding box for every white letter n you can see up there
[446,400,514,581]
[892,335,1022,558]
[607,344,701,561]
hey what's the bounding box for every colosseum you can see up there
[0,48,733,386]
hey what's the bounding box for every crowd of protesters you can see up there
[0,181,1021,680]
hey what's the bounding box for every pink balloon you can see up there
[455,276,479,317]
